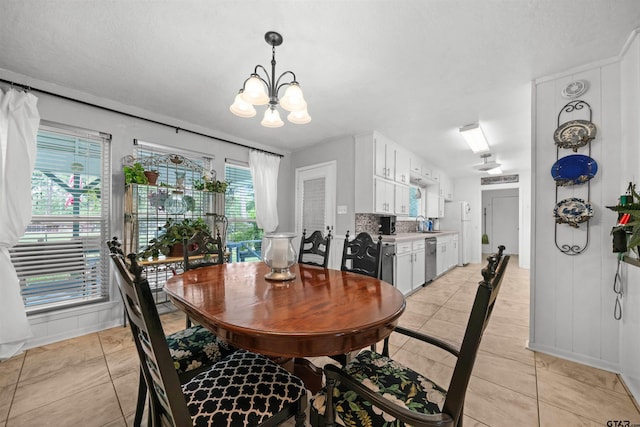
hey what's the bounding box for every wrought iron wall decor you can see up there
[553,100,596,255]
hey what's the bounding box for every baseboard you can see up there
[526,341,621,374]
[620,373,640,411]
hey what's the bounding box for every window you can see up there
[9,123,111,314]
[225,163,263,262]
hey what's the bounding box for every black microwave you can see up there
[379,215,396,235]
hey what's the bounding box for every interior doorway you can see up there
[481,188,519,255]
[294,161,337,253]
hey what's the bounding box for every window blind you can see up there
[225,163,262,260]
[9,125,111,314]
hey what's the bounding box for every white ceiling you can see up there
[1,1,639,178]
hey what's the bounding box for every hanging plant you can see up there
[123,162,148,184]
[610,183,640,255]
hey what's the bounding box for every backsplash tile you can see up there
[354,213,418,236]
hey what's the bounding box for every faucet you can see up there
[416,215,426,232]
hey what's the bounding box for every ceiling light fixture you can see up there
[459,122,490,153]
[486,166,503,175]
[230,31,311,128]
[473,153,502,172]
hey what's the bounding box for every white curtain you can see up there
[249,150,280,233]
[0,89,40,360]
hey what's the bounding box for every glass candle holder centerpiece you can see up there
[262,233,297,281]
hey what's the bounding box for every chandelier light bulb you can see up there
[241,75,269,105]
[280,82,306,112]
[287,108,312,124]
[229,90,257,118]
[261,106,284,128]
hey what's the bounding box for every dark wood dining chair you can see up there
[340,231,383,279]
[183,230,225,271]
[182,230,225,327]
[311,246,510,427]
[107,237,237,427]
[298,229,332,267]
[110,246,307,427]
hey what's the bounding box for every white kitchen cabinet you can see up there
[394,239,425,296]
[395,184,409,216]
[426,185,440,218]
[411,239,425,289]
[374,134,395,179]
[440,174,454,201]
[410,156,422,175]
[374,177,395,214]
[438,196,445,218]
[395,242,413,296]
[436,234,459,276]
[394,147,411,185]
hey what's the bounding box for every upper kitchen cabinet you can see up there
[439,173,454,201]
[373,131,395,180]
[394,147,410,185]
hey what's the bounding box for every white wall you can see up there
[290,135,356,237]
[530,44,627,372]
[453,173,531,269]
[619,30,640,402]
[0,70,293,349]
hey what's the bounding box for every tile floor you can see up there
[1,256,639,426]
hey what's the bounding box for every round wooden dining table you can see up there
[164,262,406,391]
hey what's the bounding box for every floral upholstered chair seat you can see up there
[165,325,237,376]
[311,349,447,427]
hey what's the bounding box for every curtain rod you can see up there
[0,77,284,158]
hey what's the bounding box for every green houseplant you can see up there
[193,178,230,193]
[123,162,148,185]
[139,217,211,259]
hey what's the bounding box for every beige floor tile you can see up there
[104,345,139,380]
[9,356,110,418]
[404,298,440,317]
[538,401,602,427]
[399,335,459,368]
[463,415,490,427]
[0,383,16,423]
[0,354,23,388]
[431,305,470,327]
[6,382,123,427]
[20,333,103,381]
[464,375,539,427]
[397,308,434,329]
[479,333,535,366]
[98,325,136,354]
[112,369,141,418]
[419,318,465,346]
[535,352,629,395]
[537,369,640,424]
[471,351,537,398]
[102,416,128,427]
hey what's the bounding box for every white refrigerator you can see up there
[441,201,471,266]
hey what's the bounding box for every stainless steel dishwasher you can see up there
[380,243,396,286]
[425,237,437,284]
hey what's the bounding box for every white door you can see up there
[492,196,519,255]
[295,161,337,261]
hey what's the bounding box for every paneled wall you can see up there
[620,31,640,402]
[531,45,629,370]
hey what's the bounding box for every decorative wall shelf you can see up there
[553,100,596,255]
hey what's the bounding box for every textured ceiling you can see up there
[1,1,639,178]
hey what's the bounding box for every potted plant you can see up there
[610,183,640,257]
[123,162,148,185]
[144,169,160,186]
[139,217,211,259]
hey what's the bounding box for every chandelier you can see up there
[229,31,311,128]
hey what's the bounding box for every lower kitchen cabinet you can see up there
[394,239,425,296]
[436,233,458,276]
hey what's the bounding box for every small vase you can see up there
[144,170,159,186]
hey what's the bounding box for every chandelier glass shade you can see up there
[230,31,311,127]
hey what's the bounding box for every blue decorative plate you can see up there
[551,154,598,186]
[554,198,593,228]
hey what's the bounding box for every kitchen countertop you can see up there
[380,231,458,243]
